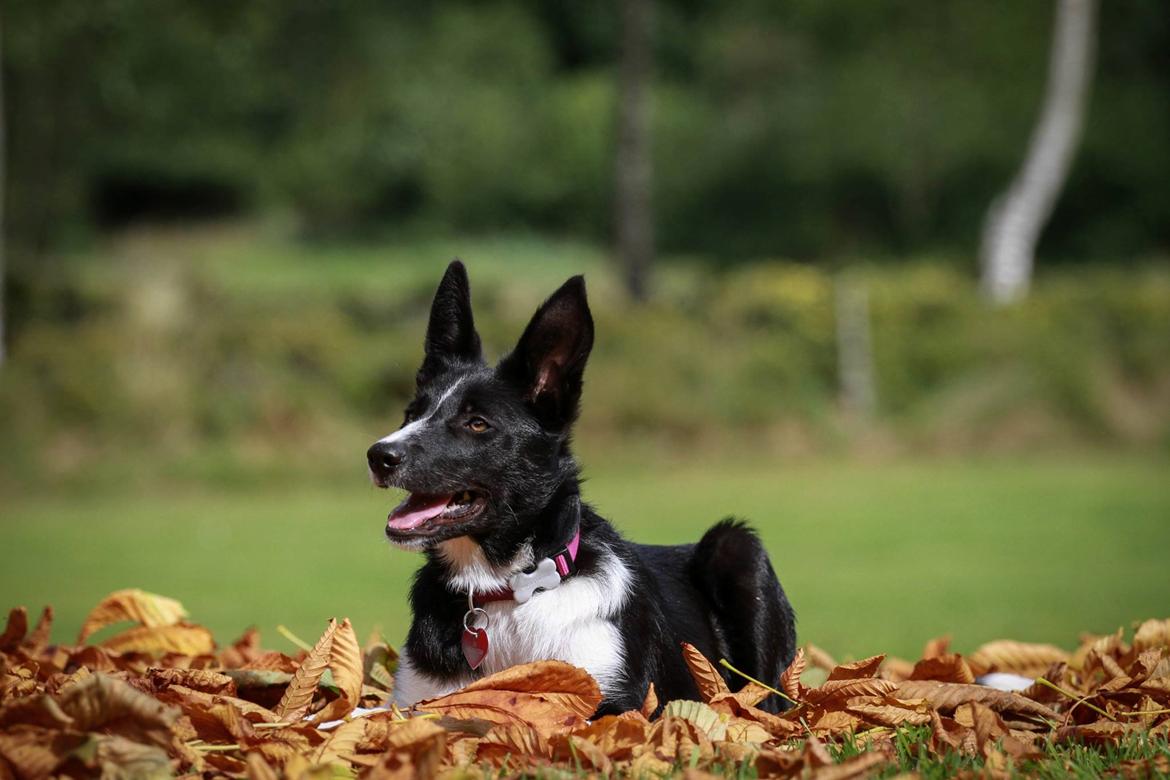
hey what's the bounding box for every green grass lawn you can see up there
[2,455,1167,659]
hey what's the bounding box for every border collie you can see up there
[368,261,796,715]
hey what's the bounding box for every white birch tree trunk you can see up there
[979,0,1097,305]
[835,273,876,419]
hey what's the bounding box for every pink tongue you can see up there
[387,493,453,530]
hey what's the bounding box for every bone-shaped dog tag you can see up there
[509,558,561,603]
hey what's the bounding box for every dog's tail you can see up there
[689,518,797,712]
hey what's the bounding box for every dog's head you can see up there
[368,261,593,550]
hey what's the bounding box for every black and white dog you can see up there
[367,261,796,715]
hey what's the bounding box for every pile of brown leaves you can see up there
[1,590,1168,779]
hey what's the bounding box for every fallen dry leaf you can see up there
[2,589,1167,779]
[441,659,600,718]
[273,618,337,721]
[1134,618,1170,653]
[70,733,173,778]
[416,660,600,736]
[25,607,54,652]
[55,673,179,734]
[0,727,85,779]
[681,642,730,702]
[245,750,279,780]
[779,647,806,702]
[730,680,774,708]
[366,717,447,780]
[909,653,976,684]
[805,677,898,705]
[0,608,29,652]
[845,696,933,727]
[640,681,659,718]
[163,683,280,724]
[148,667,236,696]
[827,654,886,681]
[661,699,728,739]
[709,690,803,739]
[893,679,1059,721]
[101,623,215,656]
[569,713,650,760]
[0,692,75,730]
[551,731,613,772]
[312,716,367,765]
[476,722,552,764]
[922,635,952,659]
[78,589,189,644]
[311,617,363,723]
[968,639,1070,677]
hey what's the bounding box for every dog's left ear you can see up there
[500,275,594,430]
[419,260,483,384]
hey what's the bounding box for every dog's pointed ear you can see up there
[500,275,593,429]
[419,260,482,383]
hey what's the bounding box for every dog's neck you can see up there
[432,476,583,594]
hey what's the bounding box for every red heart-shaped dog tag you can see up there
[462,627,489,670]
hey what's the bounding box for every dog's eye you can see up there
[466,417,490,433]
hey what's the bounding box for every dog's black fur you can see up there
[368,261,796,714]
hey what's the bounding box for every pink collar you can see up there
[474,527,581,606]
[556,527,581,575]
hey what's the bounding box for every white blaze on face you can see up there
[378,377,466,447]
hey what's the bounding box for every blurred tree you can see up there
[1,0,1165,271]
[980,0,1098,304]
[0,10,5,367]
[614,0,654,301]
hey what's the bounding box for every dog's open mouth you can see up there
[386,490,487,534]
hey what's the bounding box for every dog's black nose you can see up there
[367,440,405,480]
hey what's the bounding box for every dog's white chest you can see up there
[478,576,626,691]
[393,542,632,707]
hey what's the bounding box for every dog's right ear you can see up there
[418,260,482,384]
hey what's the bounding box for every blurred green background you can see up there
[1,1,1168,661]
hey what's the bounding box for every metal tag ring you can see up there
[463,607,489,633]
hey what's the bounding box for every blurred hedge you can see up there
[2,233,1168,490]
[5,2,1169,264]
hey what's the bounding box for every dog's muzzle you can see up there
[367,440,405,484]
